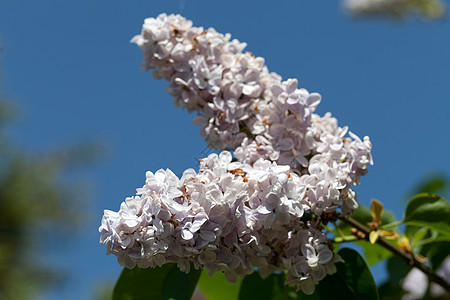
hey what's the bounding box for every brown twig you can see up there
[338,215,450,292]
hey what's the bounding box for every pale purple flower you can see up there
[106,13,377,294]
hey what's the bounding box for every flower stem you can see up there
[338,215,450,292]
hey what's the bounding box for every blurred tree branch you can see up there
[0,98,103,299]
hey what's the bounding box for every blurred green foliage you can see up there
[377,174,450,300]
[408,0,446,19]
[0,98,102,299]
[348,0,446,20]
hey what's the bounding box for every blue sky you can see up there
[1,0,449,298]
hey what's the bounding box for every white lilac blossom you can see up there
[234,112,371,216]
[131,13,261,149]
[99,152,342,294]
[102,13,375,294]
[131,14,372,182]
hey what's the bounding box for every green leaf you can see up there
[429,234,450,243]
[113,264,201,300]
[238,271,328,300]
[408,228,450,250]
[238,248,378,300]
[312,248,379,300]
[404,224,422,240]
[410,227,430,248]
[162,265,202,300]
[356,241,393,266]
[403,193,450,237]
[198,270,242,300]
[239,272,294,300]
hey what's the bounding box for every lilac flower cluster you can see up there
[100,13,373,294]
[131,13,372,187]
[100,153,342,294]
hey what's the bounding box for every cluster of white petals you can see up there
[131,13,372,181]
[100,13,374,294]
[100,152,342,293]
